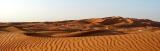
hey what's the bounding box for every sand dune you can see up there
[0,17,160,51]
[0,31,160,51]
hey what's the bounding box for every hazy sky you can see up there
[0,0,159,22]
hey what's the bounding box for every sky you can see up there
[0,0,159,22]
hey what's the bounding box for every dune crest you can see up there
[0,16,160,51]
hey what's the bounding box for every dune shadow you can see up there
[23,30,126,38]
[66,30,126,37]
[24,31,54,37]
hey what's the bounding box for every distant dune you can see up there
[0,16,160,51]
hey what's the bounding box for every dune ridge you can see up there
[0,16,160,51]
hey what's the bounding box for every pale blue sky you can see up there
[0,0,159,22]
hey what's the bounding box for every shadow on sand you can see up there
[23,30,126,38]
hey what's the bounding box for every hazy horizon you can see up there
[0,0,160,22]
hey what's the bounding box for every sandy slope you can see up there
[0,31,160,51]
[0,17,160,51]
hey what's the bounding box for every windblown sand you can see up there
[0,31,160,51]
[0,17,160,51]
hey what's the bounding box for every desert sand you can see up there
[0,16,160,51]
